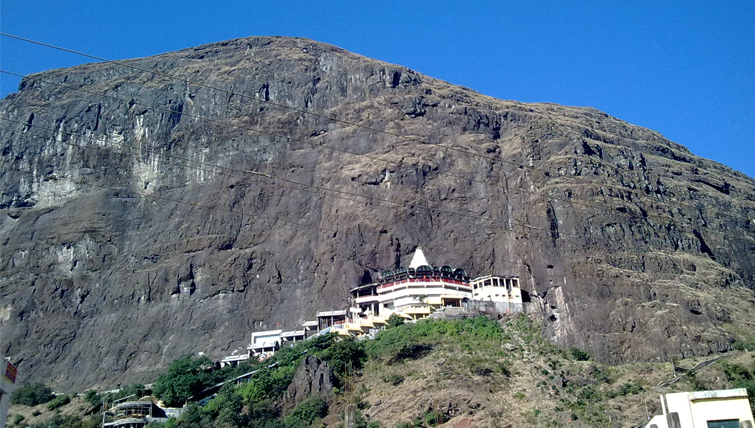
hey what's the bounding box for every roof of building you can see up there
[251,330,282,339]
[409,248,429,269]
[684,388,749,401]
[317,310,347,317]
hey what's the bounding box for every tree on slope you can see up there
[153,355,215,407]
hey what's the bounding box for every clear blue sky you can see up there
[1,1,753,178]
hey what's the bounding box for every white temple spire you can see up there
[409,247,429,268]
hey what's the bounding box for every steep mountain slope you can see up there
[1,36,754,389]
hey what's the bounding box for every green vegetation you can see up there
[46,394,71,411]
[15,315,755,428]
[83,390,101,410]
[11,382,55,406]
[284,396,328,428]
[14,413,102,428]
[153,356,219,407]
[98,384,147,406]
[385,314,405,328]
[569,347,590,361]
[719,360,755,413]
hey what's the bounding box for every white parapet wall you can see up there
[647,388,755,428]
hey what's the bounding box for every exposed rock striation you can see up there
[1,36,755,389]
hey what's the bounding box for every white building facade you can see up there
[646,388,755,428]
[350,248,523,320]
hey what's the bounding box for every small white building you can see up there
[247,330,283,359]
[646,388,755,428]
[219,352,250,368]
[470,275,522,303]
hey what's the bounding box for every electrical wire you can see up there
[1,68,746,232]
[3,32,752,226]
[1,117,528,230]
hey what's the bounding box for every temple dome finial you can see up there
[409,247,429,268]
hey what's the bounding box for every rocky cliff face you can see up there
[1,36,754,390]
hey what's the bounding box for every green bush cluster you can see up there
[147,333,377,428]
[366,316,505,363]
[153,356,220,407]
[284,396,328,428]
[10,382,55,406]
[569,347,590,361]
[720,360,755,413]
[381,373,405,386]
[47,394,71,411]
[13,414,25,426]
[84,390,101,410]
[604,380,644,398]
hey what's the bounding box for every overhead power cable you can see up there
[0,68,737,230]
[0,68,539,228]
[3,32,752,227]
[1,117,538,232]
[5,120,740,261]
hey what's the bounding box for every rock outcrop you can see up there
[1,36,754,390]
[286,355,336,405]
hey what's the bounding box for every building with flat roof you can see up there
[247,330,283,359]
[102,400,168,428]
[220,248,525,360]
[646,388,755,428]
[349,248,523,321]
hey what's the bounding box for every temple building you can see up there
[220,248,524,361]
[349,248,523,321]
[349,248,473,320]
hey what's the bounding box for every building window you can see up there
[707,420,741,428]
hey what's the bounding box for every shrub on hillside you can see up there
[318,337,366,379]
[11,382,55,406]
[47,394,71,411]
[153,355,217,407]
[84,390,101,409]
[284,396,328,428]
[720,360,755,413]
[386,314,405,328]
[570,347,590,361]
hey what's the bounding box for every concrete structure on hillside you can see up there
[349,248,523,321]
[645,388,755,428]
[350,248,473,320]
[247,330,283,359]
[102,400,168,428]
[470,275,523,313]
[220,248,525,361]
[1,355,18,428]
[219,350,250,368]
